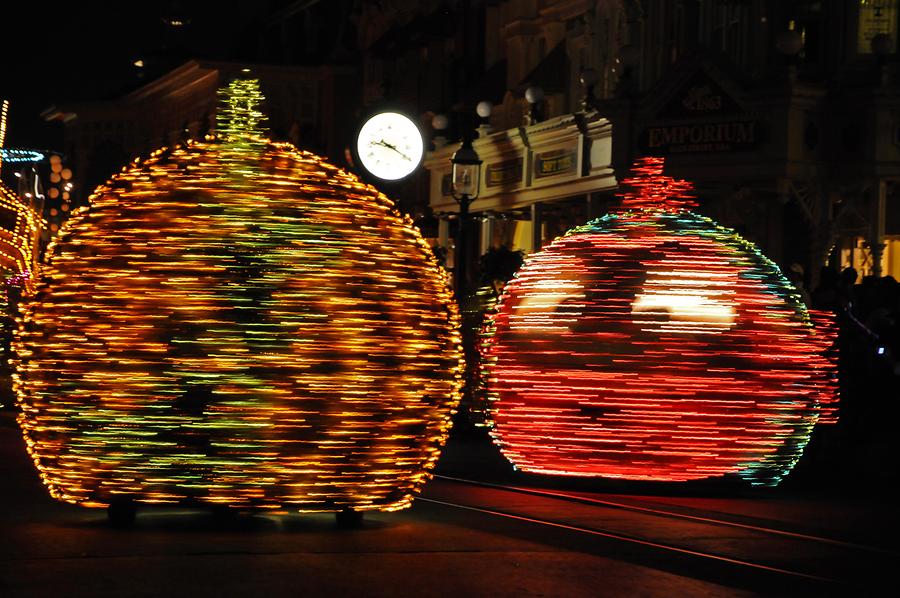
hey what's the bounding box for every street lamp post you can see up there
[450,134,482,421]
[524,86,545,125]
[450,136,482,299]
[775,30,802,83]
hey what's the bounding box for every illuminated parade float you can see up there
[13,78,463,521]
[1,99,43,306]
[0,182,41,306]
[481,157,838,487]
[1,100,44,414]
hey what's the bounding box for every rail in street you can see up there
[415,474,895,594]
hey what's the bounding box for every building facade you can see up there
[37,1,900,286]
[355,0,900,287]
[43,60,358,203]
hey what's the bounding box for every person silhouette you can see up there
[786,262,811,307]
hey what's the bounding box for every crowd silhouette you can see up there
[801,266,900,489]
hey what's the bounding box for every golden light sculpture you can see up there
[13,78,463,516]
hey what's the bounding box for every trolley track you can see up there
[433,474,894,554]
[420,475,896,591]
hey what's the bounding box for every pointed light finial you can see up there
[616,156,697,212]
[216,76,267,141]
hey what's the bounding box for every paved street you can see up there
[1,411,896,597]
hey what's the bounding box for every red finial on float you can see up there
[616,156,698,212]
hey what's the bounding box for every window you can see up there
[788,2,823,65]
[858,0,898,53]
[839,236,900,279]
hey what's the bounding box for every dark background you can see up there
[0,1,350,150]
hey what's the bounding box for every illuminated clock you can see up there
[355,111,424,181]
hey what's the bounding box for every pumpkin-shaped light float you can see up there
[481,157,837,487]
[13,78,462,519]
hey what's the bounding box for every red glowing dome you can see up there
[481,157,837,486]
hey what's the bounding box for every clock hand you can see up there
[370,139,412,161]
[369,139,394,150]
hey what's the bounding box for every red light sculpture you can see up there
[481,157,837,486]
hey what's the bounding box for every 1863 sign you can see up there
[659,70,742,118]
[639,120,761,155]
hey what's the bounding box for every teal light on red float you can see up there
[13,78,463,512]
[481,157,837,486]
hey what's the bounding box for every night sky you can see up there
[1,2,270,150]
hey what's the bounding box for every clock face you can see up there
[356,112,424,181]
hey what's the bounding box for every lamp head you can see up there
[432,113,449,131]
[476,101,493,119]
[525,86,544,104]
[450,138,482,200]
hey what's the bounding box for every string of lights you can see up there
[13,77,463,512]
[0,149,46,164]
[481,157,838,487]
[1,182,41,297]
[0,100,8,170]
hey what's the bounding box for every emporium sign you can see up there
[639,120,761,154]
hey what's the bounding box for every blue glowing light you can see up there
[0,148,45,163]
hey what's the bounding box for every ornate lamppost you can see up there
[449,133,482,418]
[450,136,482,299]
